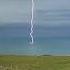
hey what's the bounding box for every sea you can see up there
[0,23,70,56]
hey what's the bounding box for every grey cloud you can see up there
[34,9,70,26]
[0,0,31,23]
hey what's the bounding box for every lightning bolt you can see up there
[30,0,34,45]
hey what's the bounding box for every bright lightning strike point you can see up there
[30,0,34,45]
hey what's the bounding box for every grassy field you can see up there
[0,56,70,70]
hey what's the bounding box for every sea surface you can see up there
[0,23,70,55]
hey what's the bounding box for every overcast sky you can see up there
[0,0,70,26]
[35,0,70,26]
[0,0,31,23]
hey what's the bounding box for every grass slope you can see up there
[0,56,70,70]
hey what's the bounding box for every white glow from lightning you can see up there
[30,0,34,45]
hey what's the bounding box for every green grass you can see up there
[0,55,70,70]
